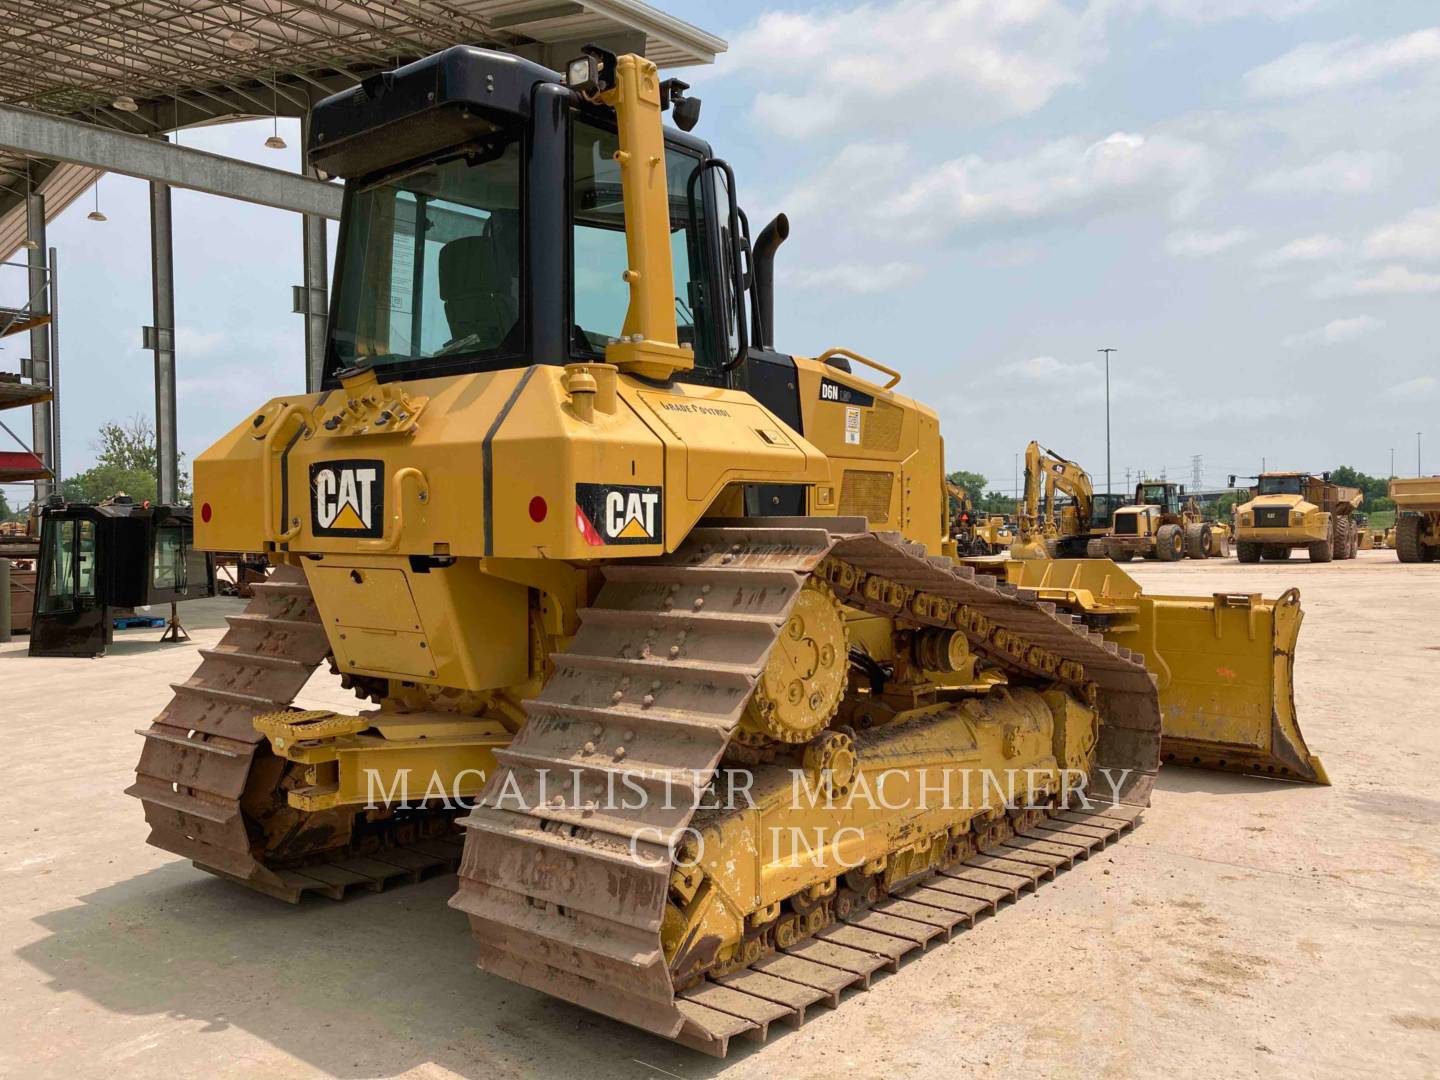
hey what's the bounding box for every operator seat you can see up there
[437,216,520,348]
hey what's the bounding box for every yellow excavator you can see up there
[127,46,1327,1057]
[1009,441,1111,560]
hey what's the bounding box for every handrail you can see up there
[358,467,429,552]
[817,347,901,390]
[260,404,311,543]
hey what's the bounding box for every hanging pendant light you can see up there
[265,71,286,150]
[87,178,107,222]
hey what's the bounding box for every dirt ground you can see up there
[2,549,1437,1079]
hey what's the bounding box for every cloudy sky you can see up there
[3,0,1436,506]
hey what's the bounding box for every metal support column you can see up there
[47,246,60,485]
[25,189,52,502]
[299,114,328,392]
[147,166,179,504]
[301,214,328,392]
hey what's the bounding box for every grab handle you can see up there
[817,347,901,390]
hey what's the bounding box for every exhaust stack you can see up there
[752,213,789,349]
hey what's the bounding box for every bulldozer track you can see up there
[671,801,1142,1055]
[452,518,1162,1053]
[127,565,464,903]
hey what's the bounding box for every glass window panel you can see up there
[38,519,75,615]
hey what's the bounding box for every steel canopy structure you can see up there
[0,0,726,246]
[0,0,724,506]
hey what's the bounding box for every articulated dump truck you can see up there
[127,47,1327,1056]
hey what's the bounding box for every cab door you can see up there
[29,513,106,657]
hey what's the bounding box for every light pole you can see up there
[1390,447,1395,478]
[1098,347,1117,499]
[1420,432,1424,475]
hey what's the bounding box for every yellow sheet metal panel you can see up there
[304,556,530,690]
[790,355,944,551]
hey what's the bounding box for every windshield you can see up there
[329,131,523,375]
[1258,475,1305,496]
[1140,484,1170,506]
[571,119,716,367]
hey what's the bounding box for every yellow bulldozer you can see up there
[127,46,1327,1057]
[1093,479,1231,562]
[1232,471,1362,563]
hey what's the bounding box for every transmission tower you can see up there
[1191,455,1202,489]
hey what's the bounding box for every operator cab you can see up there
[311,46,738,391]
[1256,475,1308,497]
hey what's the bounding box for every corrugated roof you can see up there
[0,0,725,252]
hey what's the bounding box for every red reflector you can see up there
[528,496,548,523]
[201,502,212,523]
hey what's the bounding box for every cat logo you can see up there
[310,459,384,538]
[574,482,663,546]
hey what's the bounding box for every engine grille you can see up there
[1114,512,1140,535]
[1257,507,1291,528]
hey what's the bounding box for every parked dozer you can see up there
[1389,476,1440,563]
[1232,472,1361,563]
[127,46,1327,1057]
[1093,480,1230,562]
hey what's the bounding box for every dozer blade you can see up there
[1133,586,1327,784]
[999,560,1327,784]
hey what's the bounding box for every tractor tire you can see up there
[1331,517,1350,561]
[1396,515,1423,563]
[1185,523,1214,559]
[1156,523,1184,562]
[1086,538,1107,559]
[1214,532,1231,558]
[1349,529,1360,559]
[1309,524,1335,563]
[1237,541,1260,563]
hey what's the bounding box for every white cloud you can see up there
[862,130,1210,237]
[1256,233,1344,267]
[1244,27,1440,99]
[1108,0,1319,21]
[1004,355,1101,380]
[1316,265,1440,297]
[1282,315,1382,349]
[175,327,224,358]
[718,0,1101,139]
[790,261,920,293]
[1379,376,1438,402]
[1251,151,1395,194]
[1364,203,1440,262]
[1166,228,1250,257]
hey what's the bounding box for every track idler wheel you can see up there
[739,578,848,744]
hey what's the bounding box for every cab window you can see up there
[571,119,717,369]
[329,132,524,378]
[37,519,76,615]
[153,524,188,592]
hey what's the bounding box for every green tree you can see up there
[945,469,987,496]
[0,489,9,519]
[59,416,190,505]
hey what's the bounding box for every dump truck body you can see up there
[1234,472,1361,563]
[1389,476,1440,562]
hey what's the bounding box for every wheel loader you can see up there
[1388,476,1440,563]
[127,45,1328,1057]
[1232,472,1361,563]
[1094,480,1230,562]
